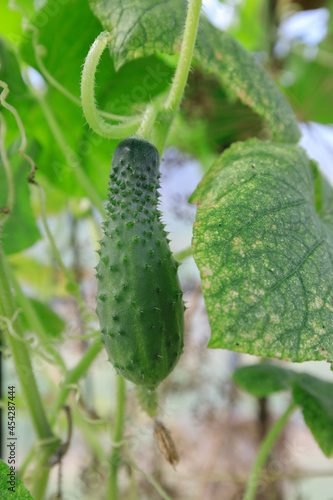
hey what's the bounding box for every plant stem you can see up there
[174,246,193,261]
[22,66,106,215]
[32,30,133,122]
[0,79,36,177]
[37,184,94,324]
[52,339,102,418]
[109,375,126,500]
[6,261,66,371]
[165,0,202,111]
[135,102,159,142]
[243,402,297,500]
[154,0,202,153]
[0,113,15,223]
[81,31,142,139]
[0,250,54,440]
[123,442,173,500]
[0,250,59,498]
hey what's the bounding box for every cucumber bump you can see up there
[96,138,184,389]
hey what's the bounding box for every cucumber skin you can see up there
[96,138,184,389]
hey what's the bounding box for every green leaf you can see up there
[0,459,35,499]
[233,363,333,456]
[88,1,299,143]
[0,142,41,255]
[88,0,187,70]
[292,374,333,457]
[190,139,333,362]
[20,298,65,338]
[195,18,300,143]
[232,364,297,397]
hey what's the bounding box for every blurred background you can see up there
[1,0,333,499]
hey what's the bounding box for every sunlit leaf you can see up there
[190,139,333,362]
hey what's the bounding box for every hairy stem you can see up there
[32,31,132,122]
[109,375,126,500]
[81,31,141,139]
[243,402,297,500]
[153,0,202,153]
[135,102,159,142]
[165,0,202,111]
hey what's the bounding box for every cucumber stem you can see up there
[243,402,297,500]
[109,375,126,500]
[165,0,202,112]
[153,0,202,154]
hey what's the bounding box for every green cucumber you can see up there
[96,137,184,389]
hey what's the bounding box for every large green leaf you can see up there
[0,459,35,499]
[190,139,333,363]
[233,363,333,456]
[88,0,187,70]
[88,0,299,143]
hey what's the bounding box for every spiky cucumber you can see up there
[96,137,184,389]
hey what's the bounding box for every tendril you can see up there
[81,31,142,139]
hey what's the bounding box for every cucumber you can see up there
[96,137,184,389]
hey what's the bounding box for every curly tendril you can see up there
[81,31,142,139]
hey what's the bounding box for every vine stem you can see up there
[242,402,297,500]
[123,442,172,500]
[0,79,36,177]
[81,31,142,139]
[109,375,126,500]
[165,0,202,111]
[51,339,102,419]
[153,0,202,153]
[0,249,59,499]
[0,113,15,223]
[0,250,54,440]
[6,262,66,371]
[135,102,159,142]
